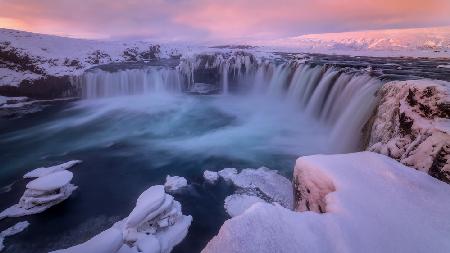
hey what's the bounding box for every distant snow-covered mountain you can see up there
[260,26,450,57]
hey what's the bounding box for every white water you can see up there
[73,54,382,153]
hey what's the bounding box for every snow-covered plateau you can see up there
[203,152,450,253]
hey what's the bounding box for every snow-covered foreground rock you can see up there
[52,185,192,253]
[368,79,450,183]
[203,152,450,253]
[0,221,29,252]
[0,161,80,219]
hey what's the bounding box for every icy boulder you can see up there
[52,185,192,253]
[367,79,450,183]
[164,176,187,192]
[203,170,219,184]
[203,152,450,253]
[0,221,29,252]
[0,168,77,220]
[211,167,293,217]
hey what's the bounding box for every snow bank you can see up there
[52,185,192,253]
[0,161,79,219]
[368,79,450,183]
[0,221,29,252]
[164,176,187,192]
[203,152,450,253]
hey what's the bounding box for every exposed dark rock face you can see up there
[0,76,79,99]
[293,165,335,213]
[368,80,450,183]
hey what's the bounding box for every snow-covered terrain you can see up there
[368,79,450,183]
[0,28,200,87]
[0,221,29,252]
[203,152,450,253]
[261,26,450,57]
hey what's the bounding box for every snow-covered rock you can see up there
[203,152,450,253]
[23,160,81,178]
[0,221,29,252]
[221,167,293,209]
[368,79,450,183]
[0,163,78,220]
[214,167,293,217]
[164,176,187,192]
[52,185,192,253]
[203,170,219,184]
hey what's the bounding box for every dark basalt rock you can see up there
[0,76,80,99]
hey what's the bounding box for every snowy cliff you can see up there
[202,152,450,253]
[368,79,450,183]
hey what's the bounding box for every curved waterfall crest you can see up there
[73,52,383,152]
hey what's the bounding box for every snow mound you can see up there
[203,170,219,184]
[368,79,450,183]
[164,176,188,192]
[0,221,29,252]
[224,194,265,217]
[203,152,450,253]
[23,160,81,178]
[0,162,78,220]
[52,185,192,253]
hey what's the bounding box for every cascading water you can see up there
[73,67,188,99]
[74,52,382,153]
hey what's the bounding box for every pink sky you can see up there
[0,0,449,42]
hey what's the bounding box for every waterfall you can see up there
[73,67,187,99]
[75,52,382,153]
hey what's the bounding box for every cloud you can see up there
[0,0,449,42]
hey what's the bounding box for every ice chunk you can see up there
[224,194,266,217]
[217,168,237,181]
[203,170,219,184]
[23,160,82,178]
[164,176,187,192]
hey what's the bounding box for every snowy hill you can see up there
[0,28,199,86]
[261,26,450,57]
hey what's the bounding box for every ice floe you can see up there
[52,185,192,253]
[164,176,187,192]
[0,221,30,252]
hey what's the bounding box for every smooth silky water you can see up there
[0,60,382,252]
